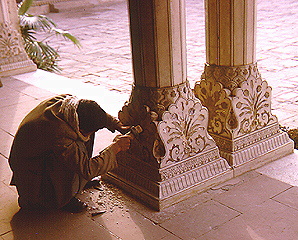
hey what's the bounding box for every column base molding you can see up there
[0,57,37,77]
[215,130,294,176]
[105,147,232,211]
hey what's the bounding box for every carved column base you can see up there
[105,82,232,210]
[107,149,232,210]
[212,123,294,176]
[194,63,294,174]
[0,22,37,78]
[0,54,37,77]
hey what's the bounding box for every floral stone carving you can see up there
[194,80,233,138]
[0,22,22,58]
[233,74,277,137]
[158,96,216,167]
[194,63,293,168]
[0,21,36,76]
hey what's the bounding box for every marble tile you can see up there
[91,206,178,240]
[272,186,298,211]
[197,199,298,240]
[125,189,215,225]
[0,84,35,108]
[159,200,240,239]
[14,84,54,100]
[0,182,19,236]
[212,174,292,213]
[13,70,127,117]
[1,77,30,88]
[257,151,298,187]
[0,231,13,240]
[0,130,13,159]
[159,235,181,240]
[9,210,117,240]
[0,100,40,136]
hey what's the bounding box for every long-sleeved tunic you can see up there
[9,94,119,209]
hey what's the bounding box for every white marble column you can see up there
[0,0,36,84]
[194,0,293,175]
[105,0,232,210]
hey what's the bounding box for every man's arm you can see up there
[54,135,132,181]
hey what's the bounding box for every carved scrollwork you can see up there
[127,82,194,120]
[158,97,216,167]
[118,100,164,165]
[118,82,195,164]
[0,22,22,58]
[194,80,232,138]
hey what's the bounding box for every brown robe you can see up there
[9,94,119,209]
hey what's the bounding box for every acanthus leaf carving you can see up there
[118,82,195,165]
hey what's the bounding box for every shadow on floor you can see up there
[10,208,115,240]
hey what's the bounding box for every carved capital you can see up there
[201,63,260,91]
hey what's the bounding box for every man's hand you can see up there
[111,135,132,154]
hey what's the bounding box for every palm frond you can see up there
[51,28,81,48]
[19,14,56,31]
[20,27,37,42]
[18,0,80,72]
[38,41,59,58]
[18,0,34,15]
[24,40,61,72]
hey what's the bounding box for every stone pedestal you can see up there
[0,0,36,80]
[107,82,232,210]
[194,63,293,175]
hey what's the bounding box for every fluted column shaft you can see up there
[206,0,256,66]
[128,0,187,88]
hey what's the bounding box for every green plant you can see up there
[18,0,81,72]
[280,126,298,149]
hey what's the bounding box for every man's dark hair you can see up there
[77,99,107,133]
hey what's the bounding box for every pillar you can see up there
[0,0,36,84]
[105,0,232,210]
[194,0,293,175]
